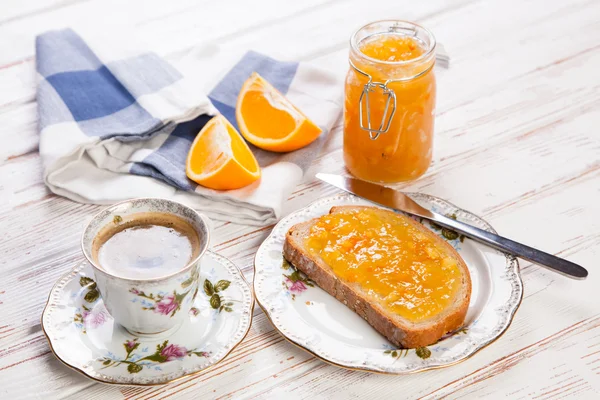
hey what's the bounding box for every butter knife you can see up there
[316,173,588,279]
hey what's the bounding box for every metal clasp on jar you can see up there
[350,60,433,140]
[358,81,397,140]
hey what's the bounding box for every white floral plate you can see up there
[254,194,523,374]
[42,251,254,386]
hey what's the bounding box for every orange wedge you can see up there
[186,115,260,190]
[236,72,322,152]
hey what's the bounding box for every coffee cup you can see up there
[81,198,210,335]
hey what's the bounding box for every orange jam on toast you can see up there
[306,208,461,322]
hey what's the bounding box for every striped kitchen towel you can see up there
[36,29,342,226]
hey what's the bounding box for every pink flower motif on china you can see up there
[282,271,313,299]
[160,344,188,361]
[286,277,307,293]
[83,309,108,328]
[101,339,210,374]
[129,288,190,317]
[155,294,179,315]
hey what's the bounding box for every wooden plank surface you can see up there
[0,0,599,398]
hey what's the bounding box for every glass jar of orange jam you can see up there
[344,21,437,182]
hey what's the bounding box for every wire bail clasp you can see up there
[350,60,397,140]
[359,81,397,140]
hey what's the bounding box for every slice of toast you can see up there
[283,205,471,348]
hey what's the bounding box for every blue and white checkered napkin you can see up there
[36,29,342,225]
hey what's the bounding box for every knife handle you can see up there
[431,214,588,279]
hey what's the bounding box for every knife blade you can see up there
[316,173,588,279]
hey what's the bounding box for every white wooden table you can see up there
[1,0,599,398]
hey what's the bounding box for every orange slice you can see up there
[236,72,322,152]
[186,115,260,190]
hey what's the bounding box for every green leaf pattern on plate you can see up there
[384,327,468,360]
[204,279,234,313]
[100,338,210,374]
[425,213,466,243]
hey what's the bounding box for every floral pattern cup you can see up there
[81,198,210,335]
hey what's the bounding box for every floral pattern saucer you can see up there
[254,194,523,374]
[42,251,253,386]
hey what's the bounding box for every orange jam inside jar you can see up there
[344,21,437,182]
[306,208,461,322]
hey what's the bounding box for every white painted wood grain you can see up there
[0,0,599,398]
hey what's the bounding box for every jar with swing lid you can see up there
[343,20,437,182]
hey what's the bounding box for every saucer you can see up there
[254,194,523,374]
[42,251,254,386]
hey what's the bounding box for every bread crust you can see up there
[283,205,471,348]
